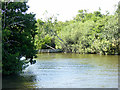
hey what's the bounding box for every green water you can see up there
[3,53,118,88]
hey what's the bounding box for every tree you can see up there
[35,15,58,50]
[55,9,119,55]
[2,2,37,75]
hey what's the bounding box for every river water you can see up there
[3,53,118,88]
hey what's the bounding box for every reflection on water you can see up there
[3,53,118,88]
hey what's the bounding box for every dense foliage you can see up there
[35,16,57,49]
[35,8,119,55]
[2,2,37,75]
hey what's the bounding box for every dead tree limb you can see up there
[45,44,55,50]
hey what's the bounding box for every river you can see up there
[3,53,118,88]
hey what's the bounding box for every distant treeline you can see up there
[35,8,120,55]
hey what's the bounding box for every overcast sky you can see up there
[27,0,119,22]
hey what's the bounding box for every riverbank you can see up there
[37,49,119,55]
[38,49,63,53]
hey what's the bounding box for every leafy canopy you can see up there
[2,2,37,75]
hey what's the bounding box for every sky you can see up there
[27,0,120,22]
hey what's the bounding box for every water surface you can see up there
[3,53,118,88]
